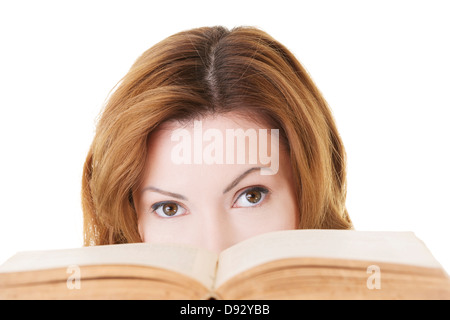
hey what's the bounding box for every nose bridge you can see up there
[199,205,232,253]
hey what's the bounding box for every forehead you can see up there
[141,113,283,189]
[154,112,269,134]
[148,113,275,151]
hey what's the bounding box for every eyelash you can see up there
[151,201,187,219]
[232,186,270,208]
[150,186,270,218]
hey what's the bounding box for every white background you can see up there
[1,1,449,273]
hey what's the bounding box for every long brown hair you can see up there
[82,26,352,246]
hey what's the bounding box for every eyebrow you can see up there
[141,166,267,200]
[141,186,188,201]
[222,167,265,194]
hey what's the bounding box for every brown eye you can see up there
[163,203,178,216]
[152,201,187,218]
[246,190,262,203]
[233,186,269,208]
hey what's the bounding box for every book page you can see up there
[0,243,218,289]
[215,229,443,289]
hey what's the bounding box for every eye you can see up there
[233,186,269,208]
[151,201,187,218]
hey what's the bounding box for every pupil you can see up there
[246,190,261,203]
[163,203,178,216]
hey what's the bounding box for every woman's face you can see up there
[134,113,298,253]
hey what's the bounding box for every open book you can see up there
[1,230,449,300]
